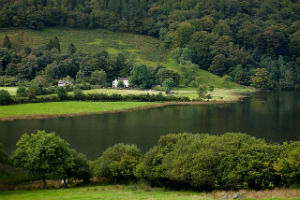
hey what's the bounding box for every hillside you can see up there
[0,28,242,89]
[0,0,300,90]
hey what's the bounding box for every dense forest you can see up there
[1,0,300,90]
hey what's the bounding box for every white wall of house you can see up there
[112,78,129,88]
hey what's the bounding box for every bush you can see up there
[56,86,68,100]
[0,89,13,105]
[16,86,27,97]
[73,87,85,100]
[92,143,141,183]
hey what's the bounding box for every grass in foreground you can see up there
[0,101,160,118]
[0,185,211,200]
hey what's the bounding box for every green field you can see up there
[0,185,211,200]
[0,185,300,200]
[0,28,166,65]
[0,101,160,118]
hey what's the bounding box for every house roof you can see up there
[58,80,72,84]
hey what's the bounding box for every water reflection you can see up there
[0,91,299,160]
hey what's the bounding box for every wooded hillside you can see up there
[1,0,300,90]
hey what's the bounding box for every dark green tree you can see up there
[69,43,77,54]
[117,80,125,88]
[2,36,11,49]
[53,37,60,53]
[130,64,152,88]
[11,130,74,188]
[56,86,68,100]
[0,89,13,105]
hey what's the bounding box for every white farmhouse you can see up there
[112,77,130,88]
[58,80,74,87]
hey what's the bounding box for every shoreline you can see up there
[0,95,247,121]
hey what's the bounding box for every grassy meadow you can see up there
[0,185,211,200]
[1,184,300,200]
[0,101,160,118]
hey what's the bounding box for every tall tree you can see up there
[2,35,11,49]
[11,131,74,188]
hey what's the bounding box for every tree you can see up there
[11,130,74,188]
[69,43,77,54]
[196,84,208,99]
[90,70,106,86]
[27,14,45,30]
[0,89,13,105]
[117,80,125,88]
[92,143,141,183]
[53,37,60,53]
[56,86,68,100]
[162,78,176,94]
[16,86,27,97]
[66,149,91,182]
[222,75,232,88]
[130,64,152,88]
[250,68,273,89]
[73,86,84,100]
[2,36,11,49]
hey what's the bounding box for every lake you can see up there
[1,91,300,160]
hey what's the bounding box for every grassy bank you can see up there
[0,185,210,200]
[0,101,160,118]
[1,185,300,200]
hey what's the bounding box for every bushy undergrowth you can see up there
[90,133,300,190]
[0,89,190,105]
[4,132,300,190]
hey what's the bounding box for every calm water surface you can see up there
[1,91,300,160]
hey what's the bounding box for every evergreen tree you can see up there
[53,37,60,52]
[2,36,11,49]
[69,43,77,54]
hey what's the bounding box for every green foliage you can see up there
[92,143,141,183]
[117,80,125,88]
[250,68,273,89]
[73,86,84,100]
[11,130,74,188]
[2,36,11,49]
[56,86,68,100]
[0,89,13,105]
[69,43,77,54]
[16,86,27,97]
[141,133,188,187]
[130,64,152,88]
[162,78,176,93]
[90,70,106,86]
[67,149,91,182]
[196,84,208,99]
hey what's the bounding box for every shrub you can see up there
[73,87,85,100]
[0,89,13,105]
[92,143,141,183]
[56,86,68,100]
[16,86,27,97]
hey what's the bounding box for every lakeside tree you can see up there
[0,89,13,105]
[196,84,208,100]
[92,143,141,183]
[11,131,74,188]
